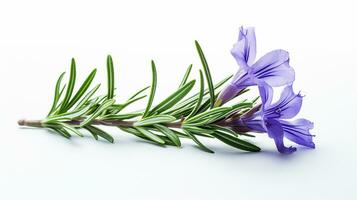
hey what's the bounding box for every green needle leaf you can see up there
[134,115,176,127]
[153,124,181,147]
[114,95,146,113]
[184,107,231,125]
[179,64,192,88]
[164,75,232,116]
[187,70,204,119]
[84,125,114,143]
[135,127,165,145]
[170,129,190,138]
[66,68,97,110]
[183,130,214,153]
[182,125,215,137]
[120,127,175,146]
[48,72,66,116]
[209,125,238,137]
[59,58,76,113]
[61,122,83,137]
[128,86,150,100]
[45,102,93,122]
[119,127,143,136]
[149,80,195,115]
[195,40,215,108]
[107,55,115,99]
[74,84,101,110]
[86,127,98,140]
[156,135,178,146]
[221,102,253,119]
[80,99,115,127]
[46,122,83,137]
[143,60,157,117]
[212,132,261,152]
[48,127,71,139]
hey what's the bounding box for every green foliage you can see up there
[84,125,114,143]
[187,70,204,119]
[134,115,176,127]
[212,132,260,152]
[106,55,115,100]
[66,68,97,110]
[148,80,195,115]
[195,41,215,108]
[80,99,115,127]
[183,129,214,153]
[143,60,157,118]
[48,72,66,116]
[179,64,193,88]
[28,43,262,154]
[135,127,165,144]
[59,58,76,113]
[153,124,181,147]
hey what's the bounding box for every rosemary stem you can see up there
[17,119,43,127]
[17,119,183,129]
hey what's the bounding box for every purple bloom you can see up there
[216,26,295,106]
[233,82,315,154]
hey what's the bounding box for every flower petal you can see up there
[217,67,252,105]
[265,119,297,154]
[279,119,315,148]
[231,26,256,67]
[257,80,273,109]
[232,113,266,133]
[251,49,295,87]
[265,85,303,119]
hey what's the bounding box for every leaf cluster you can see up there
[41,42,261,153]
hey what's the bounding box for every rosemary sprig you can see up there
[18,41,261,153]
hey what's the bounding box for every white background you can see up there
[1,0,356,199]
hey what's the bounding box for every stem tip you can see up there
[18,119,25,126]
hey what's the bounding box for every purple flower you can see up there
[233,82,315,154]
[216,26,295,106]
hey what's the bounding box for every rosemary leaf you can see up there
[148,80,195,115]
[208,125,238,137]
[153,124,181,147]
[48,72,66,116]
[59,58,76,113]
[45,102,93,122]
[107,55,115,99]
[184,107,231,124]
[143,60,157,118]
[135,127,165,145]
[128,86,150,100]
[114,95,146,113]
[134,115,176,127]
[46,122,83,137]
[49,127,71,139]
[187,70,204,119]
[84,125,114,143]
[80,99,115,127]
[178,64,192,88]
[74,84,101,110]
[183,130,214,153]
[164,75,231,115]
[195,40,215,108]
[66,68,97,110]
[120,127,174,146]
[182,125,215,137]
[212,132,261,152]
